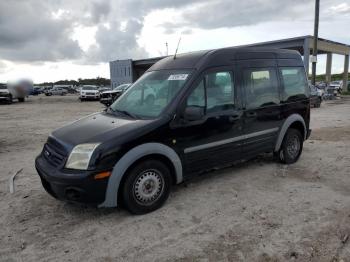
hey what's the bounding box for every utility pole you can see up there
[165,42,168,56]
[311,0,320,85]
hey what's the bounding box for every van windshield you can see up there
[110,70,192,118]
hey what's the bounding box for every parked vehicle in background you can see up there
[79,85,100,101]
[36,48,311,214]
[7,79,33,102]
[310,85,322,107]
[31,86,44,96]
[329,81,342,93]
[0,83,13,104]
[316,81,326,89]
[53,85,78,94]
[100,83,131,106]
[45,87,68,96]
[98,86,111,93]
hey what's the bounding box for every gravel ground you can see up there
[1,95,350,262]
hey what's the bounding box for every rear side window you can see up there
[280,67,309,101]
[243,68,279,109]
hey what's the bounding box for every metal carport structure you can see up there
[110,35,350,90]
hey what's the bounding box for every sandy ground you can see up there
[1,95,350,262]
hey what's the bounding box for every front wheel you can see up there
[316,97,322,108]
[276,128,303,164]
[121,160,171,215]
[7,95,13,104]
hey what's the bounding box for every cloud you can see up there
[86,19,147,62]
[159,0,317,31]
[0,1,82,62]
[330,3,350,14]
[0,0,348,65]
[0,60,7,74]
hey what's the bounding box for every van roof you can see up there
[148,47,303,71]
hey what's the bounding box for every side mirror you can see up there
[184,106,204,121]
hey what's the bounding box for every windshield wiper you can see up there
[114,109,138,119]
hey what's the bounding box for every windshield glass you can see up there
[110,70,192,118]
[82,86,97,90]
[0,84,7,89]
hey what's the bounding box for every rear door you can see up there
[172,67,244,176]
[238,62,283,157]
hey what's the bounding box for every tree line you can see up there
[37,77,110,87]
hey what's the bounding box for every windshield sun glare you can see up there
[110,70,192,118]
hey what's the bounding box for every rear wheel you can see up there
[18,97,25,102]
[121,160,171,215]
[276,128,303,164]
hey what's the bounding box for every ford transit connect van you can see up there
[35,48,311,214]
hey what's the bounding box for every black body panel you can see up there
[35,47,310,206]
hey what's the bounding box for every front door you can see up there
[172,68,244,176]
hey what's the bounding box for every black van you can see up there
[35,48,311,214]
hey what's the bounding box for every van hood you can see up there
[52,112,154,147]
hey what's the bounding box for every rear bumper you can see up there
[35,154,108,205]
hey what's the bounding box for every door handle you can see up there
[246,112,257,118]
[228,114,240,122]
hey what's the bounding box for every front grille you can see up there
[86,92,96,95]
[43,138,67,167]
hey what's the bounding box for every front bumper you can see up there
[80,95,100,100]
[0,94,11,102]
[100,97,112,105]
[35,154,108,205]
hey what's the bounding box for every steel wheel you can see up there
[277,128,303,164]
[286,134,300,159]
[133,169,164,206]
[121,160,171,214]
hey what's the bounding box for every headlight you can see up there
[65,143,100,170]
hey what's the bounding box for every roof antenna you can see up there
[174,37,181,59]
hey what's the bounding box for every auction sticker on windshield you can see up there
[168,74,189,81]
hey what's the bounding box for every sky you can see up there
[0,0,349,83]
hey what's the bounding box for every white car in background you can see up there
[79,86,100,101]
[329,81,342,92]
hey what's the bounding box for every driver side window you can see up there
[186,71,234,113]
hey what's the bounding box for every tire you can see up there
[316,97,322,108]
[276,128,303,164]
[18,97,25,102]
[121,160,172,215]
[7,95,13,104]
